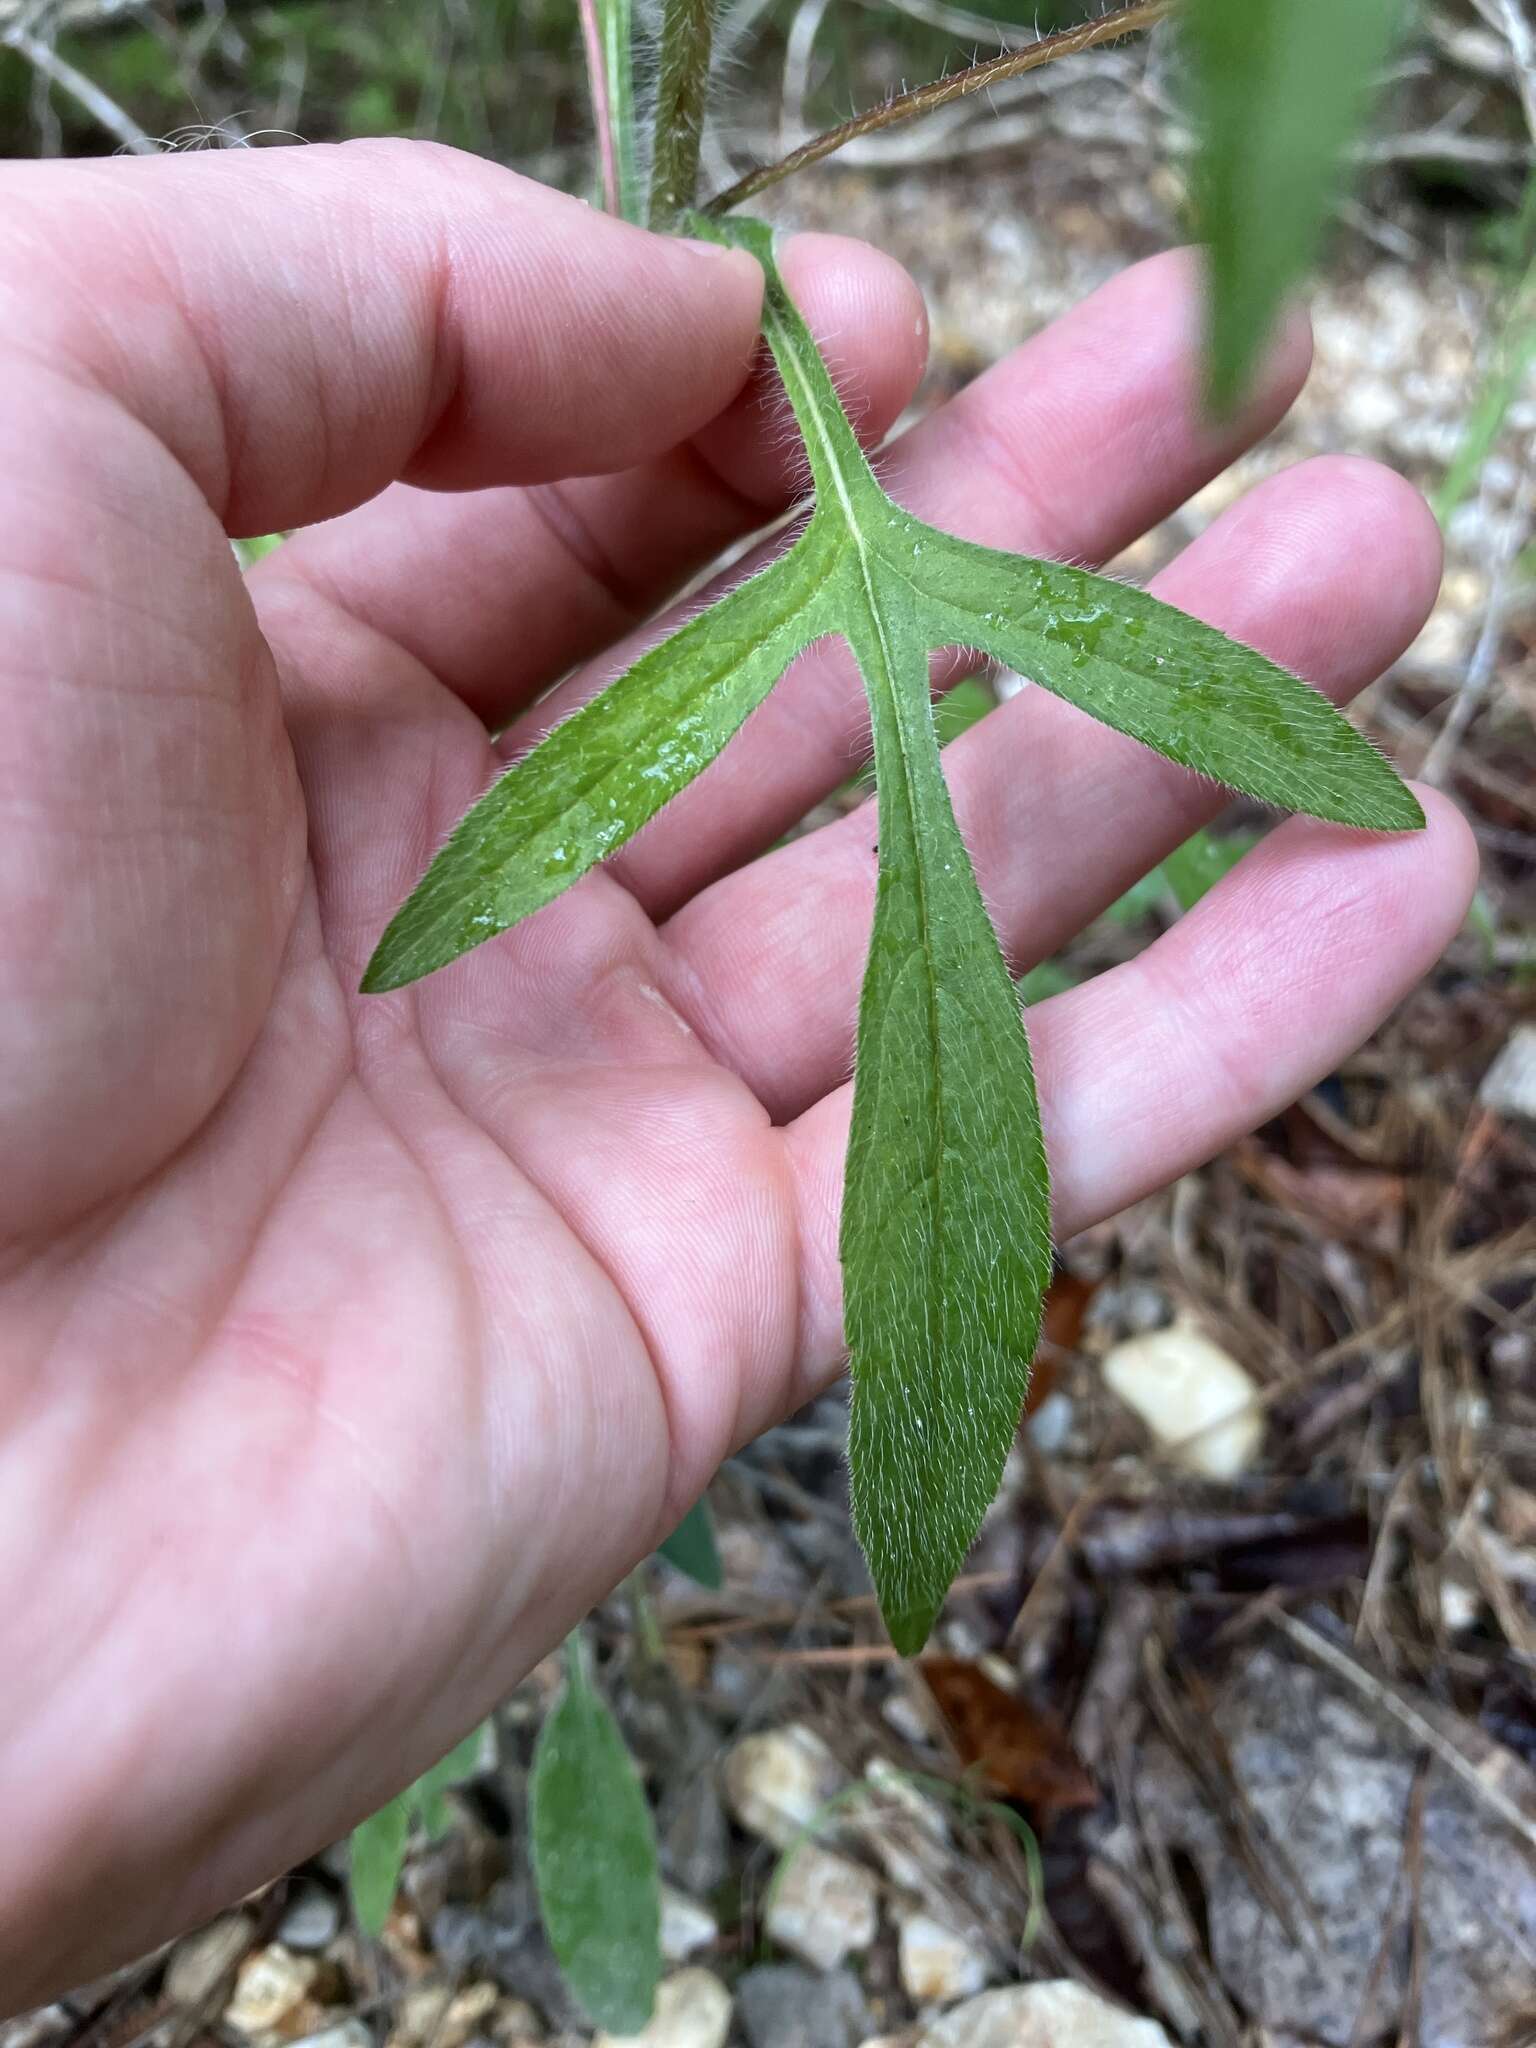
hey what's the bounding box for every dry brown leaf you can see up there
[920,1657,1098,1816]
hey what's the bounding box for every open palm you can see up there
[0,141,1473,2009]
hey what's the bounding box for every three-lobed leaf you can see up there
[363,213,1422,1654]
[529,1633,662,2034]
[1188,0,1405,415]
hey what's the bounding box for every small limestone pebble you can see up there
[278,1885,343,1953]
[737,1966,872,2048]
[389,1984,500,2048]
[855,1761,950,1890]
[723,1724,844,1848]
[165,1913,253,2007]
[485,2001,544,2046]
[292,2025,372,2048]
[764,1842,879,1970]
[1100,1322,1263,1480]
[897,1912,991,2006]
[659,1884,718,1962]
[1480,1024,1536,1122]
[593,1968,731,2048]
[223,1945,319,2038]
[917,1983,1174,2048]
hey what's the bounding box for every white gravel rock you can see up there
[164,1913,253,2007]
[1100,1322,1263,1480]
[917,1983,1174,2048]
[277,1884,342,1953]
[897,1912,992,2006]
[723,1725,845,1848]
[292,2025,372,2048]
[223,1945,318,2038]
[855,1760,951,1889]
[765,1843,879,1970]
[595,1968,732,2048]
[1480,1025,1536,1122]
[659,1884,718,1962]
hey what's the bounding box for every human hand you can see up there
[0,139,1474,2008]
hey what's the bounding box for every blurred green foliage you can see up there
[0,0,1102,165]
[1,0,588,159]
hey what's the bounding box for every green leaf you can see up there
[656,1497,723,1588]
[599,0,644,224]
[708,216,1419,1650]
[1160,826,1260,913]
[933,673,995,746]
[841,582,1051,1653]
[364,210,1422,1653]
[712,215,1051,1653]
[904,542,1422,833]
[350,1795,410,1937]
[530,1634,662,2034]
[362,536,839,991]
[1187,0,1405,414]
[414,1723,486,1839]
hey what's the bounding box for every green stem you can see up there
[703,0,1169,215]
[649,0,717,228]
[578,0,643,221]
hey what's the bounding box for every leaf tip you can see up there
[883,1597,940,1660]
[1381,782,1427,833]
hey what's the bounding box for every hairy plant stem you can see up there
[649,0,717,228]
[702,0,1170,215]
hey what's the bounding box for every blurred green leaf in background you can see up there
[1188,0,1405,415]
[529,1633,662,2033]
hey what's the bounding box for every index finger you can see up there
[1,139,765,536]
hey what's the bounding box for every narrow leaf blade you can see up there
[350,1796,410,1937]
[362,545,835,992]
[1187,0,1404,414]
[600,0,644,223]
[530,1636,661,2033]
[656,1497,723,1588]
[843,598,1052,1656]
[907,535,1422,832]
[414,1722,487,1839]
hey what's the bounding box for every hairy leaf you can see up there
[530,1634,661,2033]
[362,538,839,991]
[657,1496,723,1588]
[350,1795,409,1938]
[364,212,1422,1652]
[1188,0,1404,414]
[903,539,1422,831]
